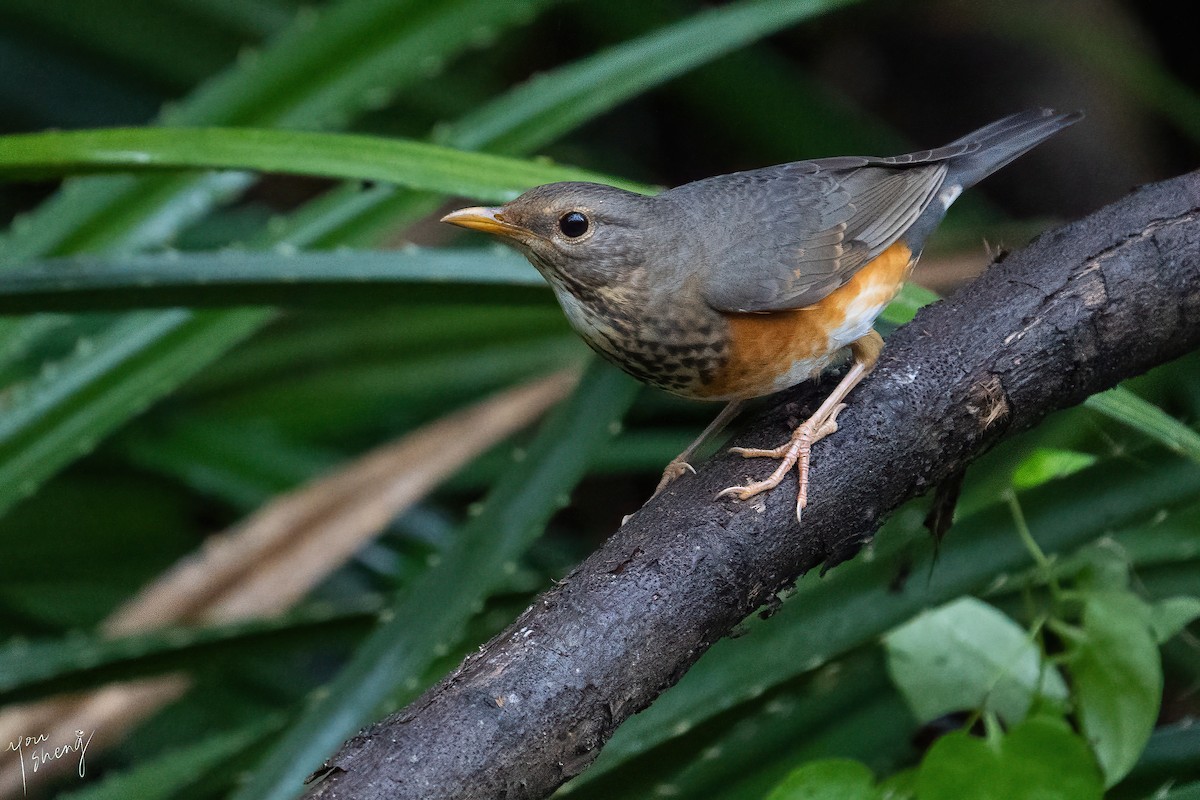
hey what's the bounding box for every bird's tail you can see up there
[943,108,1083,191]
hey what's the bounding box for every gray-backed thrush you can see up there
[443,108,1082,519]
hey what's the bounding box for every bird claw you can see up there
[653,459,697,498]
[716,403,848,520]
[715,479,777,501]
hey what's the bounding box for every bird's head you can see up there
[441,182,659,288]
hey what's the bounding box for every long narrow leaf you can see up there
[1085,385,1200,464]
[290,0,863,247]
[441,0,859,154]
[569,652,901,800]
[0,248,547,312]
[983,0,1200,146]
[0,127,647,202]
[1,0,559,261]
[0,0,869,520]
[184,304,568,395]
[0,598,382,704]
[0,309,267,515]
[230,359,640,800]
[59,715,287,800]
[0,0,247,91]
[0,0,562,519]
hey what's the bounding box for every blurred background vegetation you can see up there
[0,0,1196,798]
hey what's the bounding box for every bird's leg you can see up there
[717,330,884,521]
[653,399,745,497]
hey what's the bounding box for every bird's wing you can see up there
[691,155,952,313]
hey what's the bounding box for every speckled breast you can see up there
[546,240,915,402]
[548,275,731,398]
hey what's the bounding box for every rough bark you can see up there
[305,172,1200,800]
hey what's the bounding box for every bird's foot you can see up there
[716,403,846,521]
[653,458,697,498]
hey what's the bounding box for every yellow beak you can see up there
[440,206,525,238]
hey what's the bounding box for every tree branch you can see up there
[304,172,1200,800]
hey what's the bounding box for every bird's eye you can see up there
[558,211,590,238]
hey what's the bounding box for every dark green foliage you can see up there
[0,1,1196,798]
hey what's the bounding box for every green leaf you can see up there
[181,303,567,397]
[2,0,561,261]
[58,714,286,800]
[0,598,381,704]
[0,0,566,518]
[879,769,918,800]
[766,759,881,800]
[0,247,547,313]
[1011,448,1098,490]
[1107,504,1200,570]
[1147,596,1200,643]
[584,2,905,163]
[1085,386,1200,464]
[584,456,1200,783]
[196,337,584,434]
[1149,783,1200,800]
[313,0,865,249]
[1069,590,1163,786]
[0,308,268,516]
[883,597,1067,725]
[566,653,909,800]
[0,127,648,202]
[915,717,1103,800]
[181,0,296,40]
[440,0,860,155]
[230,359,640,800]
[118,414,338,510]
[1059,541,1133,592]
[982,1,1200,146]
[1121,719,1200,795]
[880,282,939,327]
[0,0,872,522]
[0,0,267,91]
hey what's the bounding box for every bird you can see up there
[442,108,1082,520]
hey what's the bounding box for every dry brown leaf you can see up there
[0,371,576,798]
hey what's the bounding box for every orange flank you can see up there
[701,241,914,400]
